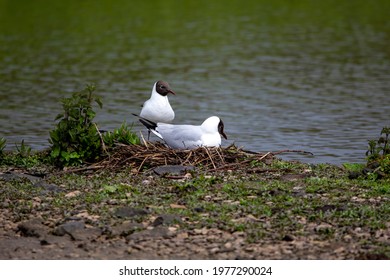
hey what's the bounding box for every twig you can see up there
[204,147,216,169]
[140,131,148,148]
[215,147,225,165]
[94,123,108,156]
[271,150,314,156]
[258,152,271,161]
[137,156,149,173]
[59,165,104,174]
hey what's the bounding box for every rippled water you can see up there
[1,0,389,164]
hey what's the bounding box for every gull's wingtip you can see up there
[132,114,157,130]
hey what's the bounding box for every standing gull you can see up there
[140,80,176,123]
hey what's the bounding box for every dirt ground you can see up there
[0,187,388,260]
[1,157,389,260]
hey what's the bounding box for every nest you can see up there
[63,141,312,174]
[67,142,273,173]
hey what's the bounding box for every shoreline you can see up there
[1,145,389,259]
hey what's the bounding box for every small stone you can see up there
[34,181,62,194]
[210,247,219,254]
[151,214,182,227]
[53,221,85,237]
[282,234,294,242]
[17,218,45,238]
[110,221,143,237]
[177,232,189,239]
[151,216,164,227]
[114,207,148,218]
[153,165,195,176]
[334,247,345,254]
[170,204,186,209]
[168,227,178,232]
[65,191,82,198]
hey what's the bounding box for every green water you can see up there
[1,0,390,164]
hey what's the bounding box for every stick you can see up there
[94,123,108,156]
[271,150,314,156]
[204,147,216,169]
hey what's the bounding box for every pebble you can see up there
[65,191,82,198]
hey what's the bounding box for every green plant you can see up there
[366,127,390,161]
[49,84,103,166]
[103,121,140,146]
[15,140,31,158]
[0,137,6,156]
[365,126,390,178]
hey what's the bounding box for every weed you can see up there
[343,163,365,173]
[49,84,103,166]
[103,121,140,146]
[0,141,48,168]
[15,140,32,158]
[366,127,390,161]
[0,137,6,156]
[365,127,390,178]
[175,174,219,192]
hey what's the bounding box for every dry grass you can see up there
[62,140,313,174]
[96,142,274,172]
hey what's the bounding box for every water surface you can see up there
[1,0,390,164]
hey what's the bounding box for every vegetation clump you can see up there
[365,127,390,179]
[49,84,103,166]
[48,84,140,167]
[0,137,6,157]
[102,121,140,147]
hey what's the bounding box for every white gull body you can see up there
[139,80,175,123]
[134,115,227,149]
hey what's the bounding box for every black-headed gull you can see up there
[140,80,176,123]
[132,114,227,149]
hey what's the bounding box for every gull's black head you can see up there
[218,119,227,140]
[155,80,175,96]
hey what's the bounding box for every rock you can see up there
[17,218,45,238]
[348,171,361,179]
[34,181,62,194]
[315,223,333,233]
[315,204,337,212]
[53,220,102,241]
[53,221,85,238]
[280,174,307,181]
[74,210,100,222]
[127,227,176,241]
[0,172,41,183]
[110,221,144,237]
[151,214,182,227]
[65,191,82,198]
[169,204,186,209]
[0,172,61,194]
[114,207,148,218]
[193,207,205,213]
[151,216,164,227]
[153,165,195,176]
[282,234,294,242]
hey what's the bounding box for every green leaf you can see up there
[51,146,60,158]
[55,113,64,121]
[102,184,118,194]
[95,96,103,109]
